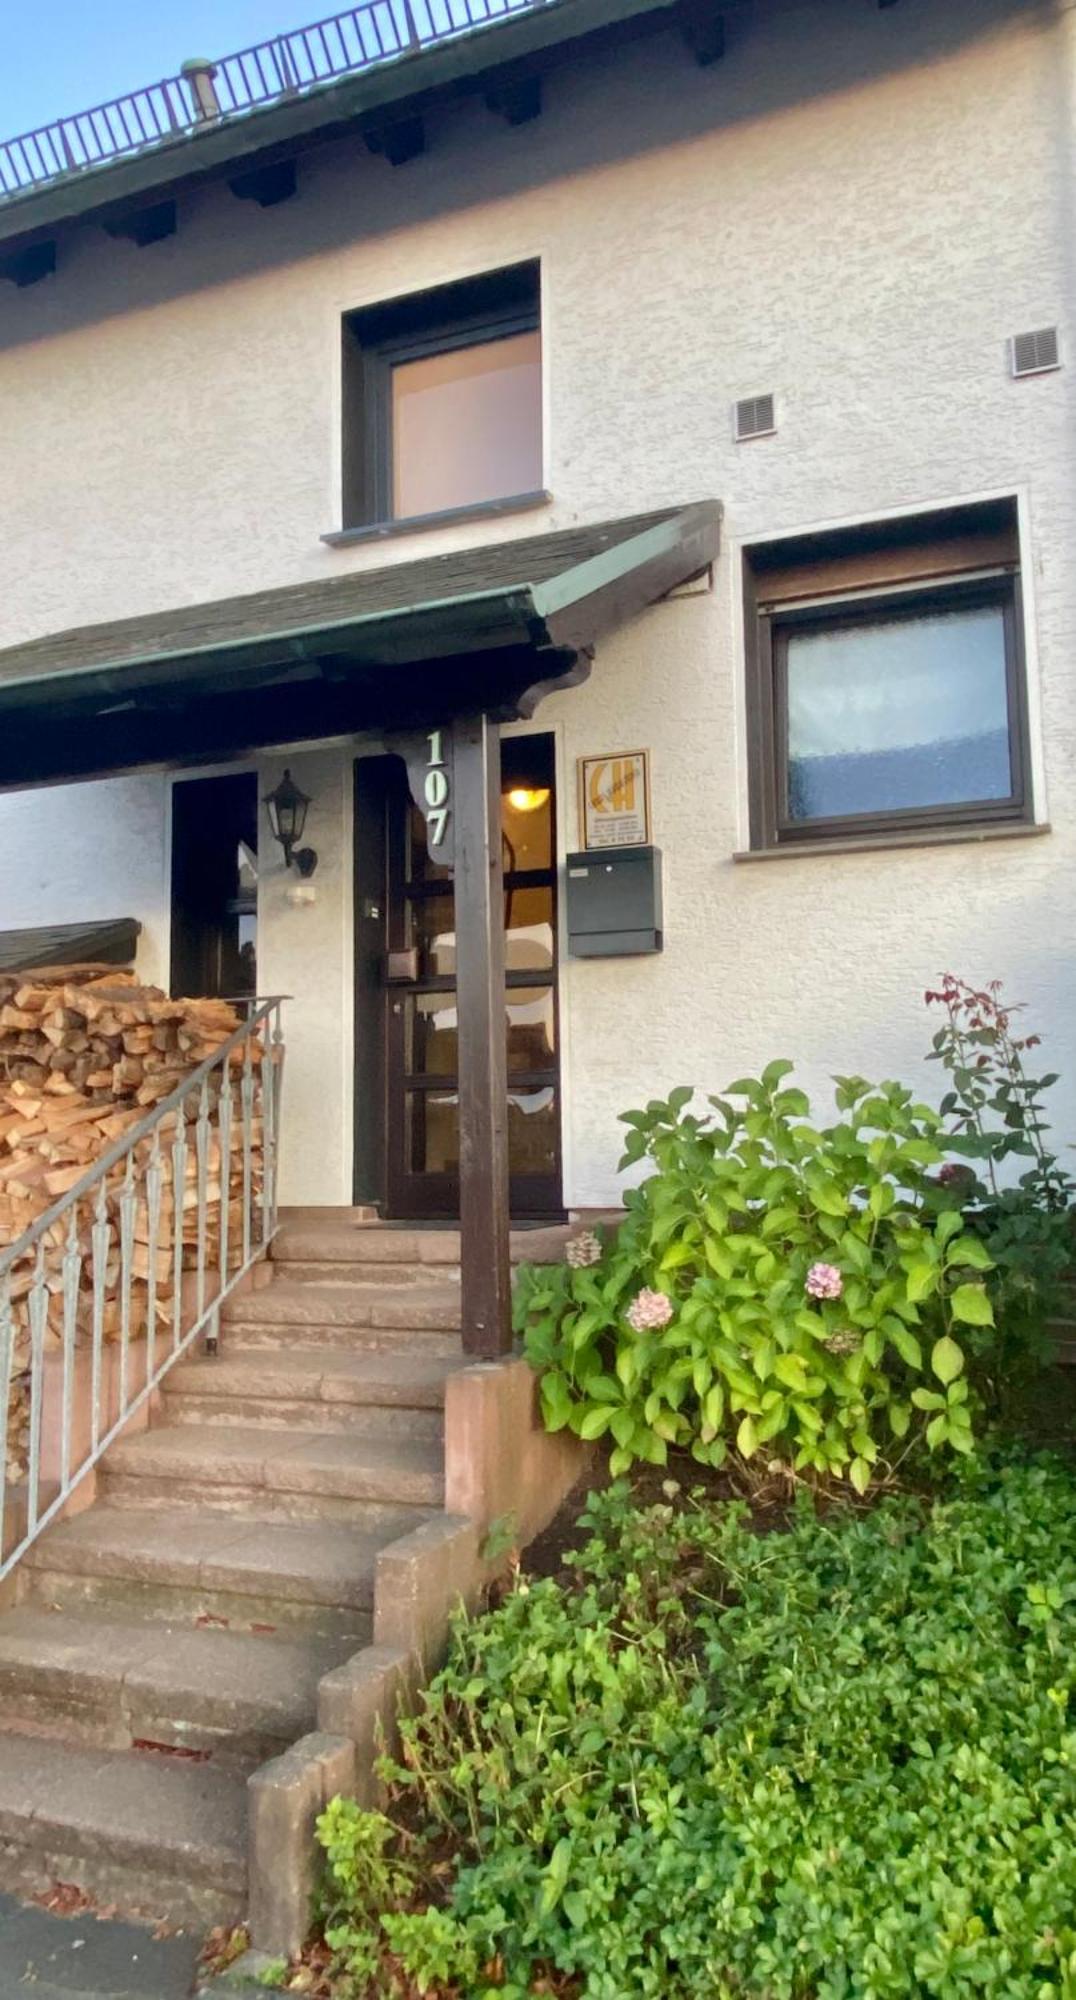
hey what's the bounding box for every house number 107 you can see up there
[425,729,451,847]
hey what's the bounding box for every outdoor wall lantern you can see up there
[264,769,318,878]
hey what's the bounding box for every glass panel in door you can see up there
[384,734,561,1218]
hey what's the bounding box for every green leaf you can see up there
[761,1058,796,1089]
[912,1387,945,1411]
[578,1405,613,1440]
[809,1181,848,1219]
[660,1240,697,1271]
[936,1209,963,1247]
[540,1837,573,1913]
[945,1234,994,1272]
[610,1408,635,1448]
[666,1085,695,1114]
[704,1236,735,1279]
[580,1372,621,1405]
[906,1261,938,1303]
[926,1412,949,1451]
[849,1456,871,1496]
[950,1283,995,1328]
[773,1352,809,1390]
[540,1372,573,1431]
[702,1383,725,1431]
[736,1415,759,1459]
[888,1324,923,1370]
[931,1335,965,1386]
[889,1400,912,1439]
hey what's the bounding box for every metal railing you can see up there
[0,998,285,1580]
[0,0,549,201]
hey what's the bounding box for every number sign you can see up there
[387,726,456,867]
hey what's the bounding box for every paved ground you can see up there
[0,1894,203,1999]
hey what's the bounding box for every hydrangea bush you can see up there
[516,1064,999,1488]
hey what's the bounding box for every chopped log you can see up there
[0,967,271,1392]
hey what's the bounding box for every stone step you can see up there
[269,1220,574,1278]
[166,1389,444,1440]
[272,1256,456,1288]
[0,1608,351,1774]
[271,1223,463,1267]
[99,1423,445,1525]
[22,1508,389,1641]
[162,1345,458,1440]
[222,1282,463,1350]
[0,1731,247,1927]
[272,1257,461,1287]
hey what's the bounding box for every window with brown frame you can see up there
[743,500,1031,848]
[341,262,543,532]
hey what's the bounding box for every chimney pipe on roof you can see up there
[181,58,221,122]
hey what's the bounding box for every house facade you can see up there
[0,0,1072,1233]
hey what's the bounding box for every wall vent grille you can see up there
[1011,327,1060,378]
[735,393,776,441]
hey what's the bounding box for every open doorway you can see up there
[170,773,258,1000]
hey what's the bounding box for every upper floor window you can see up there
[341,262,543,532]
[743,499,1030,848]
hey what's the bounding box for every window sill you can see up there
[321,490,552,549]
[733,821,1050,863]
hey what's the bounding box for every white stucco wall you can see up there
[255,748,355,1207]
[0,776,169,987]
[0,0,1072,1206]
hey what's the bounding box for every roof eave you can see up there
[0,0,692,254]
[0,587,543,710]
[533,498,721,648]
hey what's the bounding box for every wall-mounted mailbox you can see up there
[564,845,663,957]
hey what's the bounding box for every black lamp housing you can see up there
[264,769,318,878]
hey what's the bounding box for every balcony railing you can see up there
[0,998,285,1580]
[0,0,550,202]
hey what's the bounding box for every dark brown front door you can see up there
[380,733,561,1219]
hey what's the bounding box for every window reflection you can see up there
[404,986,555,1077]
[391,329,543,520]
[406,1087,558,1176]
[786,603,1011,821]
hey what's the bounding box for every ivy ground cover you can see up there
[308,1455,1076,2000]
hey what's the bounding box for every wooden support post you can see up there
[453,713,511,1358]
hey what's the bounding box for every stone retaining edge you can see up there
[240,1352,590,1961]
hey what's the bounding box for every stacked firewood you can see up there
[0,966,268,1484]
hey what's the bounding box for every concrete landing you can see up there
[0,1892,201,1999]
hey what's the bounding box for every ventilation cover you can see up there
[1011,327,1060,378]
[735,393,776,441]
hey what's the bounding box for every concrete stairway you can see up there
[0,1214,475,1928]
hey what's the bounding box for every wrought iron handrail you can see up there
[0,997,286,1580]
[0,0,550,202]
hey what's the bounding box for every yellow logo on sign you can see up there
[589,758,637,816]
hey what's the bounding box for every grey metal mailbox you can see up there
[564,846,663,957]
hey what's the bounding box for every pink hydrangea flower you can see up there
[805,1262,843,1301]
[626,1287,674,1332]
[565,1230,602,1269]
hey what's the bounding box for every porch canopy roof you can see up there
[0,501,719,790]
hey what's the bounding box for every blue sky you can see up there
[3,2,314,135]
